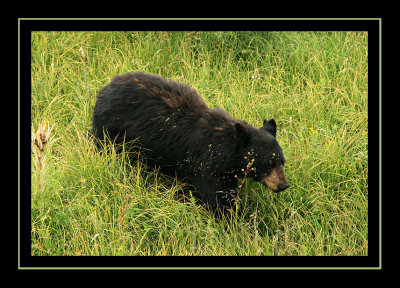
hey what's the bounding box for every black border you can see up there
[19,18,381,269]
[24,18,375,32]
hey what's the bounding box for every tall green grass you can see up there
[31,31,368,256]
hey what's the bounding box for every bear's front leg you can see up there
[196,181,238,216]
[215,189,238,215]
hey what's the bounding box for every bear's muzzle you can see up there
[261,165,290,193]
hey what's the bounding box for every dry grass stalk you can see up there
[32,123,53,188]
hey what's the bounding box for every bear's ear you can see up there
[262,118,277,137]
[234,122,250,147]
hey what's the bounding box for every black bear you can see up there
[92,72,289,214]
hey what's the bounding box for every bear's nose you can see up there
[275,182,290,193]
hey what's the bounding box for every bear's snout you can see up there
[275,182,290,193]
[261,165,289,193]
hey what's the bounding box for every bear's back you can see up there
[99,72,209,113]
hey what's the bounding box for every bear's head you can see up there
[234,119,289,193]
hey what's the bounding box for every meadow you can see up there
[31,31,368,256]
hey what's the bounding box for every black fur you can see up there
[92,72,288,214]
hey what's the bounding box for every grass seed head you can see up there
[32,123,53,152]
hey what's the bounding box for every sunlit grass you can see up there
[31,31,368,256]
